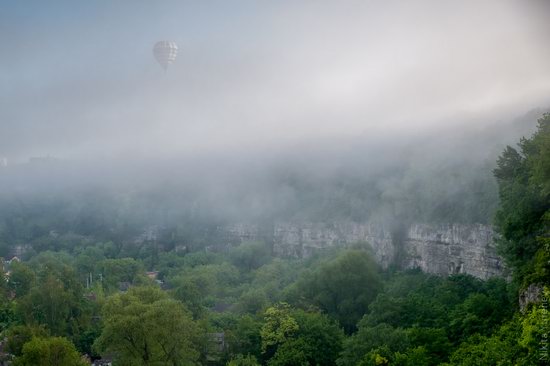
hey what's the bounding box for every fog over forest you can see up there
[0,108,545,227]
[2,1,550,366]
[2,0,549,229]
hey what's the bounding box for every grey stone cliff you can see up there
[222,221,504,280]
[519,283,544,312]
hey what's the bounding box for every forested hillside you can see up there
[0,114,547,365]
[3,0,549,364]
[0,110,540,258]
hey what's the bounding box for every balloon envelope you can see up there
[153,41,178,70]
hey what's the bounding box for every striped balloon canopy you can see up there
[153,41,178,71]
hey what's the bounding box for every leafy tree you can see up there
[337,323,409,366]
[99,257,144,291]
[5,325,49,357]
[446,314,535,366]
[227,354,261,366]
[393,347,432,366]
[75,246,106,280]
[289,309,344,366]
[170,263,241,318]
[260,303,299,357]
[287,249,382,332]
[493,113,550,285]
[519,287,550,364]
[171,276,207,319]
[182,251,222,268]
[448,334,516,366]
[449,293,504,341]
[8,261,35,297]
[74,324,102,359]
[94,286,203,366]
[266,339,309,366]
[225,315,263,360]
[405,327,451,364]
[234,288,269,315]
[364,272,512,337]
[365,292,447,329]
[356,346,392,366]
[14,336,88,366]
[260,303,344,366]
[229,241,272,272]
[0,297,16,333]
[156,251,187,279]
[250,259,302,302]
[16,268,87,337]
[339,323,453,365]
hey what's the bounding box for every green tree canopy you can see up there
[229,241,272,272]
[493,113,550,285]
[8,261,35,298]
[260,303,344,366]
[15,263,88,339]
[94,286,203,366]
[286,249,382,332]
[14,336,88,366]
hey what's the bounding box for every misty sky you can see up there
[1,0,549,162]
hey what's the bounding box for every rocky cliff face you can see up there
[222,221,504,280]
[519,283,544,312]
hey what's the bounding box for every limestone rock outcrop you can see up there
[519,283,544,312]
[222,221,504,280]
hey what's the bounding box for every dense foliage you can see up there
[0,113,547,365]
[493,113,550,286]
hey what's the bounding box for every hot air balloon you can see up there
[153,41,178,71]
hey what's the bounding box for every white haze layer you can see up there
[0,0,549,162]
